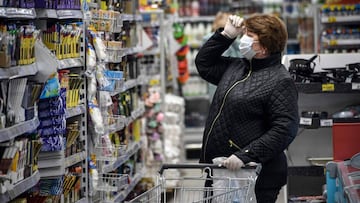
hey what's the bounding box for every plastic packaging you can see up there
[96,63,111,90]
[40,73,60,99]
[212,157,258,203]
[85,42,97,76]
[88,98,105,135]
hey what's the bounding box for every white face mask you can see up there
[239,34,259,60]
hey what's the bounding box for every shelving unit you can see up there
[0,63,39,80]
[83,1,162,202]
[0,7,42,202]
[282,53,360,198]
[0,3,90,202]
[0,117,40,142]
[318,3,360,53]
[0,171,40,202]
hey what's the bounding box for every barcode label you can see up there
[320,119,333,127]
[352,83,360,90]
[300,117,312,125]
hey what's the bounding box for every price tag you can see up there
[320,119,333,127]
[58,60,67,69]
[352,83,360,90]
[328,16,337,23]
[57,10,73,17]
[6,8,17,14]
[300,117,312,126]
[322,83,335,92]
[0,8,5,16]
[149,79,160,86]
[329,39,338,46]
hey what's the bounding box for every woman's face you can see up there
[244,29,268,58]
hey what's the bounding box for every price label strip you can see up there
[300,117,312,126]
[320,119,333,127]
[322,83,335,92]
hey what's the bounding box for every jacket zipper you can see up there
[203,67,252,161]
[229,139,242,150]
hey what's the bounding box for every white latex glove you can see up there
[221,15,244,39]
[222,154,244,170]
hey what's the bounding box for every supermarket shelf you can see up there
[38,150,66,177]
[136,75,151,86]
[38,151,65,168]
[124,105,146,127]
[184,127,203,144]
[295,83,360,94]
[58,58,84,70]
[189,43,202,49]
[130,105,145,121]
[101,141,141,173]
[321,15,360,24]
[0,117,40,142]
[0,63,38,80]
[142,48,160,56]
[113,170,144,203]
[184,127,204,134]
[322,39,360,47]
[107,116,126,133]
[0,170,40,202]
[75,197,87,203]
[185,143,202,150]
[87,2,99,9]
[36,9,83,19]
[0,7,36,19]
[65,151,86,168]
[287,39,299,45]
[66,104,86,118]
[107,105,145,133]
[124,78,137,90]
[35,40,83,70]
[184,94,210,100]
[300,117,360,129]
[38,166,65,177]
[106,46,147,63]
[95,174,128,192]
[110,79,138,96]
[140,21,161,27]
[176,15,215,22]
[121,13,142,21]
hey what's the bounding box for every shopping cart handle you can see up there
[159,163,256,175]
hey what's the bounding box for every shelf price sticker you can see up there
[352,83,360,90]
[328,16,337,23]
[322,83,335,92]
[300,117,312,126]
[320,119,333,127]
[329,39,338,46]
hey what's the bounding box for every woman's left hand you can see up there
[222,154,244,170]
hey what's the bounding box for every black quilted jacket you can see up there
[195,29,299,187]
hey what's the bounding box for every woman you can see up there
[195,13,299,203]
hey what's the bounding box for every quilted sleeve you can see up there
[235,78,299,164]
[195,29,236,85]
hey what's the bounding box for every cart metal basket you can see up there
[126,163,257,203]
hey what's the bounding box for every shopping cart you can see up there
[126,163,258,203]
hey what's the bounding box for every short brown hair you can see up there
[244,13,288,54]
[212,12,231,32]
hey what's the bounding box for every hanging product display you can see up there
[143,87,164,165]
[0,24,38,68]
[173,23,190,84]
